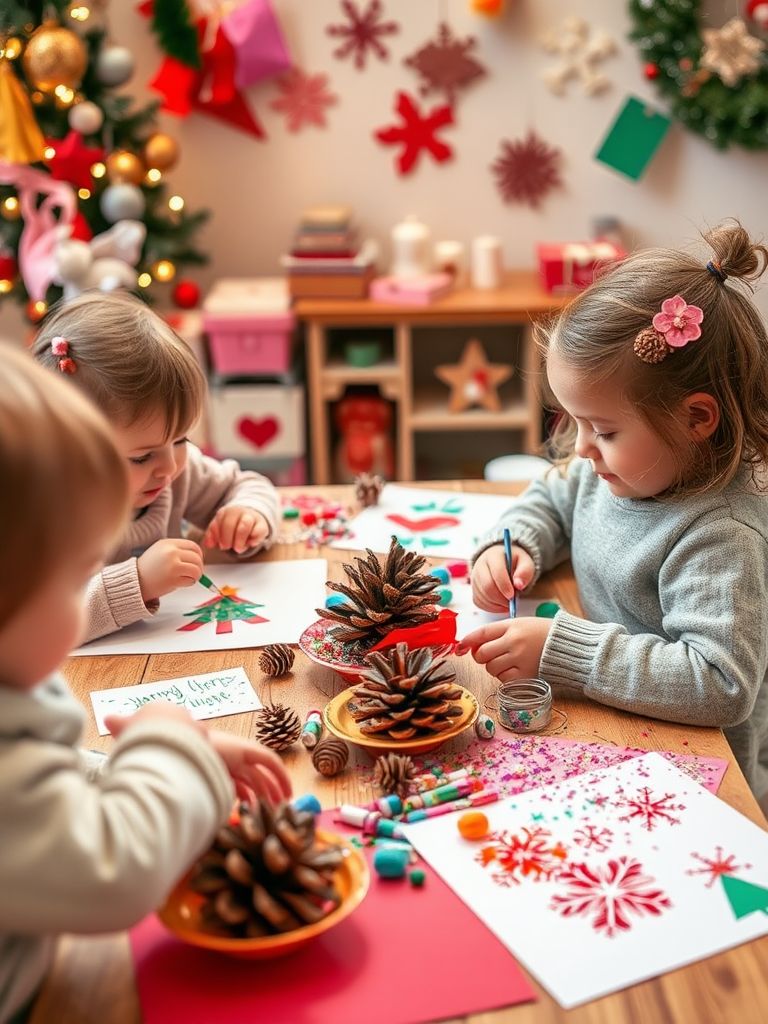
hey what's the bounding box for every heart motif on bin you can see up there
[237,416,279,449]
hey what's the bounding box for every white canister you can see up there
[433,239,466,283]
[391,215,431,280]
[471,235,503,290]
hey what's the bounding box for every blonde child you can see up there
[32,291,280,643]
[462,222,768,799]
[0,345,290,1023]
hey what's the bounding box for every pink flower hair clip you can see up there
[51,335,77,375]
[633,294,704,365]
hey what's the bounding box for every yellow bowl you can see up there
[323,685,480,756]
[157,830,369,959]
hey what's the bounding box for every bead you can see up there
[430,566,450,585]
[325,593,347,609]
[301,511,317,526]
[282,506,299,519]
[437,587,453,606]
[409,868,426,887]
[534,601,560,619]
[293,794,322,816]
[475,715,495,740]
[447,560,468,578]
[373,846,409,879]
[458,811,489,841]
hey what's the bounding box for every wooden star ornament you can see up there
[435,338,513,413]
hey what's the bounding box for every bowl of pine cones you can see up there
[158,800,369,959]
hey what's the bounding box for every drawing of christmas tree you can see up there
[178,586,268,635]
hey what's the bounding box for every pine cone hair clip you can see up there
[633,295,703,365]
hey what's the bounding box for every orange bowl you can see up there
[157,830,369,959]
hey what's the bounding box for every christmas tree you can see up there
[178,586,269,635]
[0,0,207,322]
[721,873,768,921]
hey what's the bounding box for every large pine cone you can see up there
[373,752,415,799]
[350,642,464,740]
[189,800,344,937]
[354,472,384,508]
[317,537,439,645]
[254,703,302,750]
[259,644,295,677]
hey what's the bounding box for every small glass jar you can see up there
[497,678,552,733]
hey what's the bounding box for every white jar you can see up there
[471,235,503,290]
[391,215,431,280]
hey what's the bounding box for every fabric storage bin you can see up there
[203,278,295,375]
[209,383,304,461]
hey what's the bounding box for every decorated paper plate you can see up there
[323,685,480,756]
[158,830,368,960]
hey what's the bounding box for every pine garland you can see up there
[149,0,201,70]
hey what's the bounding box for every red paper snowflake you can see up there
[374,91,454,175]
[573,824,614,853]
[270,68,337,132]
[552,857,671,937]
[404,22,487,104]
[477,826,569,887]
[490,131,563,208]
[326,0,399,70]
[687,847,752,888]
[618,787,685,832]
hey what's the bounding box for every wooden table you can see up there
[32,482,768,1024]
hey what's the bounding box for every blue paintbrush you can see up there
[503,527,517,618]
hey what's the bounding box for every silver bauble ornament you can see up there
[96,46,135,87]
[100,183,145,223]
[68,100,104,135]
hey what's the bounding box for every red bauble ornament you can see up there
[26,299,48,323]
[644,62,660,80]
[172,279,201,309]
[746,0,768,32]
[0,252,18,281]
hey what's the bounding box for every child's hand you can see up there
[137,538,204,603]
[203,507,270,554]
[472,543,535,613]
[207,731,292,806]
[105,700,204,737]
[457,617,553,682]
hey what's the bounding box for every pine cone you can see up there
[350,642,464,741]
[317,537,439,645]
[259,644,295,677]
[312,738,349,777]
[373,752,415,799]
[254,703,302,751]
[633,327,670,364]
[354,472,384,508]
[189,800,344,938]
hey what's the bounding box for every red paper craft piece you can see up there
[374,91,454,175]
[404,21,487,104]
[238,415,279,448]
[45,131,104,191]
[270,68,337,132]
[326,0,399,70]
[385,513,460,532]
[491,130,563,208]
[370,608,458,653]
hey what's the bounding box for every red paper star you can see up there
[326,0,399,70]
[45,131,104,191]
[374,91,454,175]
[404,22,487,104]
[270,68,337,132]
[490,130,563,208]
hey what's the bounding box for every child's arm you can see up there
[81,558,158,643]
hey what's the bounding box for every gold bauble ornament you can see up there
[22,21,87,93]
[106,149,145,185]
[152,259,176,283]
[142,132,180,171]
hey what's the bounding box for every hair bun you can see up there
[703,220,768,284]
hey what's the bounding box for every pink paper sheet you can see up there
[130,811,536,1024]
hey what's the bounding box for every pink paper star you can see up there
[270,68,337,132]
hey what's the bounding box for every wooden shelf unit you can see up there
[297,270,568,483]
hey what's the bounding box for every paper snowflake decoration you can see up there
[701,17,766,87]
[374,91,454,175]
[572,824,614,853]
[270,68,337,132]
[552,857,671,937]
[539,15,617,96]
[476,826,568,887]
[490,131,563,208]
[326,0,399,70]
[687,847,752,888]
[617,787,685,832]
[404,22,487,104]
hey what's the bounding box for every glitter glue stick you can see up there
[336,804,368,829]
[300,710,323,750]
[364,794,403,817]
[363,812,406,840]
[412,768,469,794]
[403,777,480,812]
[403,789,500,823]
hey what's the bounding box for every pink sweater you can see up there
[84,444,279,642]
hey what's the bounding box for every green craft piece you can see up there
[535,601,560,619]
[345,340,382,368]
[282,506,300,519]
[422,537,450,548]
[409,869,426,888]
[595,96,671,181]
[721,874,768,920]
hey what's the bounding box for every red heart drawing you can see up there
[237,416,279,449]
[386,514,460,533]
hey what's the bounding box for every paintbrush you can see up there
[503,527,517,618]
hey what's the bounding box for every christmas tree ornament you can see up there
[254,703,302,751]
[172,279,201,308]
[539,16,617,96]
[270,68,337,132]
[0,60,46,163]
[26,298,48,323]
[352,642,463,740]
[142,132,180,171]
[595,95,671,181]
[106,149,144,185]
[373,752,415,798]
[312,737,349,776]
[188,800,344,937]
[151,259,176,282]
[23,22,87,93]
[100,182,145,223]
[746,0,768,32]
[327,0,399,70]
[53,219,146,299]
[221,0,292,89]
[700,17,765,87]
[354,471,384,508]
[1,196,21,220]
[95,44,135,86]
[45,130,103,190]
[0,250,18,287]
[68,100,104,135]
[258,643,295,677]
[435,338,512,413]
[404,22,487,104]
[644,62,660,80]
[491,130,563,208]
[374,91,454,175]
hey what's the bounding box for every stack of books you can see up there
[281,206,377,299]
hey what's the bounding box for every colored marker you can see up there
[403,789,500,824]
[503,528,517,618]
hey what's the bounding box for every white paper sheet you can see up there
[448,579,560,639]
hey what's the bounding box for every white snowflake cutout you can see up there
[540,16,617,97]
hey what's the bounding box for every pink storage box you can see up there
[537,241,626,294]
[203,278,295,375]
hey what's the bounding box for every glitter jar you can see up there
[496,678,552,732]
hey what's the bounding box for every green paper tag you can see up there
[721,873,768,920]
[595,96,671,181]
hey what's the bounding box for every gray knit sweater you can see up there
[475,458,768,798]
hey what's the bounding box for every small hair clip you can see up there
[633,295,704,364]
[51,335,77,374]
[706,260,727,283]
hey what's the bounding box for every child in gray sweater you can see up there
[463,222,768,799]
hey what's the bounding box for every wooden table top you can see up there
[32,481,768,1024]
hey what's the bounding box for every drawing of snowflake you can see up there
[573,824,614,853]
[618,787,685,832]
[540,15,617,96]
[552,857,671,937]
[490,131,562,208]
[270,69,337,132]
[326,0,399,70]
[687,848,752,888]
[374,91,454,175]
[477,826,568,887]
[404,22,486,104]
